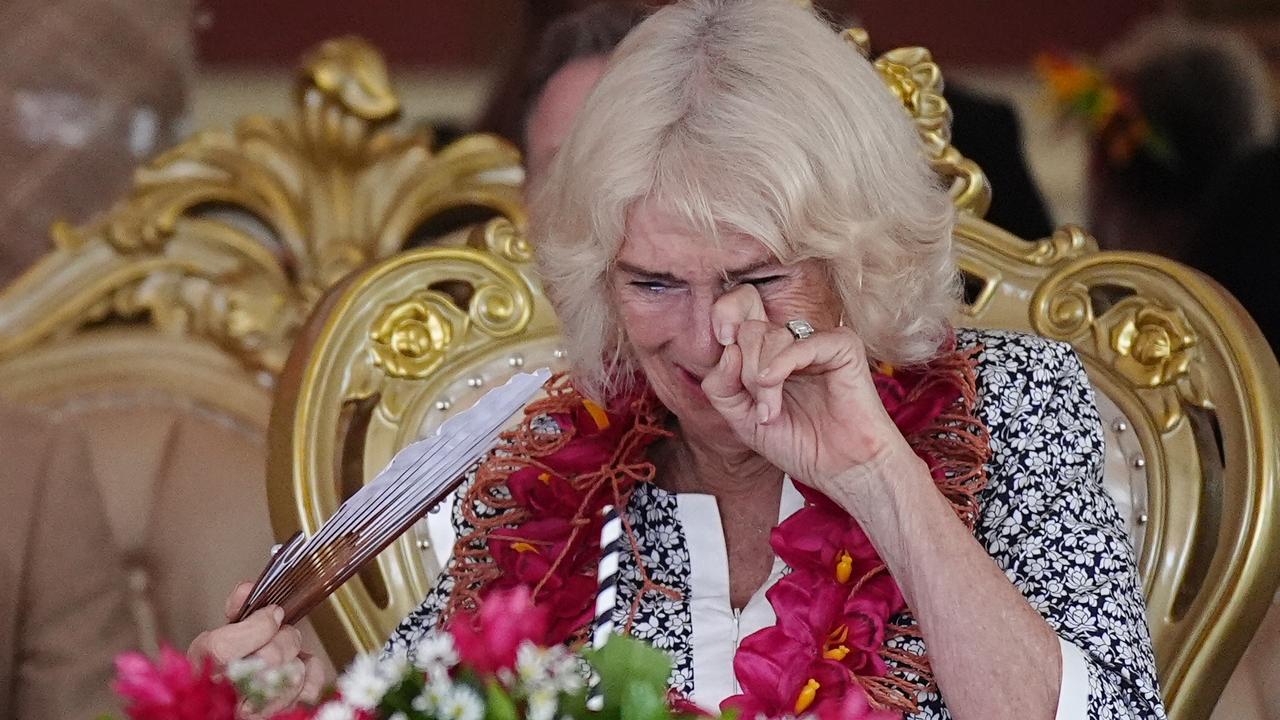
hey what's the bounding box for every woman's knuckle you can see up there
[257,644,284,666]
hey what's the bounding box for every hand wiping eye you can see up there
[700,284,895,490]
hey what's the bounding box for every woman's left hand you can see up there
[700,285,915,491]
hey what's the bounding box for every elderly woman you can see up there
[193,2,1164,718]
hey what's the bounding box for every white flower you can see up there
[412,632,460,672]
[516,643,584,694]
[314,701,356,720]
[337,653,405,710]
[527,686,559,720]
[416,673,454,715]
[516,642,553,685]
[438,685,484,720]
[226,656,304,712]
[225,657,267,684]
[546,654,585,693]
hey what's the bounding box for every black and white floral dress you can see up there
[387,329,1167,720]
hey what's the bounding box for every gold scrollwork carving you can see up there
[470,217,532,265]
[867,41,992,217]
[1031,254,1209,431]
[470,282,529,337]
[368,291,464,380]
[0,38,522,376]
[366,249,537,380]
[1043,283,1096,338]
[1024,225,1097,265]
[299,36,400,122]
[876,48,948,153]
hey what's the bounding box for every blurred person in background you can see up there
[514,1,650,181]
[505,0,1056,240]
[1068,19,1277,262]
[946,85,1056,240]
[0,403,137,718]
[1188,141,1280,352]
[0,0,193,285]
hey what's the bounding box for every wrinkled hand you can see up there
[188,582,327,717]
[700,285,912,492]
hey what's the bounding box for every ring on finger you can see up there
[785,319,815,340]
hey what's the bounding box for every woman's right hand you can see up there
[189,582,327,713]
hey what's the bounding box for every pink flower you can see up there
[873,368,961,437]
[813,682,904,720]
[488,518,599,641]
[506,466,587,518]
[447,585,551,675]
[113,646,238,720]
[726,571,906,719]
[722,626,817,719]
[772,503,882,586]
[489,519,594,586]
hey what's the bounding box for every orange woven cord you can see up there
[443,374,586,621]
[441,373,675,627]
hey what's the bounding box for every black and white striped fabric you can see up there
[587,504,623,711]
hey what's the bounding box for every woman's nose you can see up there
[682,289,724,370]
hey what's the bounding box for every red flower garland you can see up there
[445,344,990,719]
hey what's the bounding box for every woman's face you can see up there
[610,200,842,439]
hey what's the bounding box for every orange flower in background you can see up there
[1035,50,1175,170]
[1036,52,1096,105]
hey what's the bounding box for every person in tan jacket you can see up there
[0,403,137,718]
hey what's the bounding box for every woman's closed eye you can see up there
[728,275,784,291]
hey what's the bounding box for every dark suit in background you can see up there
[946,85,1056,241]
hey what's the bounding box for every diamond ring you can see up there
[785,319,815,340]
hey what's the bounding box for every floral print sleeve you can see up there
[967,329,1166,719]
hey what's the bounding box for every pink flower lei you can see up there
[443,341,990,719]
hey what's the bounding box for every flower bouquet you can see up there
[109,587,721,720]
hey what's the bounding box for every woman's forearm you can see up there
[825,448,1063,720]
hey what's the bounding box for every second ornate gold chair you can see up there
[267,38,1280,720]
[0,37,523,656]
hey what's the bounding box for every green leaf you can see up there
[485,680,519,720]
[620,682,670,720]
[584,636,672,716]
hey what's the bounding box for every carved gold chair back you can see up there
[268,37,1280,720]
[0,37,524,654]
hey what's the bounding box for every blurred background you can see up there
[3,0,1278,284]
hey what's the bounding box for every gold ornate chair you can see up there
[0,37,523,657]
[267,37,1280,720]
